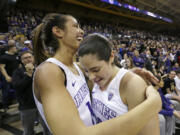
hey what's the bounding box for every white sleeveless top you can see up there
[33,58,93,132]
[91,68,129,123]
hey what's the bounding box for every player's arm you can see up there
[34,63,161,135]
[130,67,159,85]
[122,72,160,135]
[34,62,88,135]
[166,88,172,94]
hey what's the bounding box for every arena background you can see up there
[1,0,180,36]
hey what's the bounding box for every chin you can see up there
[71,42,78,48]
[75,41,81,46]
[98,81,105,88]
[75,45,80,50]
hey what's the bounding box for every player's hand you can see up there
[131,67,159,85]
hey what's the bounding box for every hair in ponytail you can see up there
[32,23,49,65]
[32,13,69,65]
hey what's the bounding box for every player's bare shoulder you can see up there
[120,72,138,89]
[120,71,147,95]
[34,62,65,84]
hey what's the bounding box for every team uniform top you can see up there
[91,68,129,123]
[33,58,93,131]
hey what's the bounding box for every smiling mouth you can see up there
[77,37,83,41]
[94,78,103,84]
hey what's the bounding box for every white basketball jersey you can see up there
[91,68,129,123]
[33,58,93,132]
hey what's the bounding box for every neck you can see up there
[100,66,119,90]
[7,51,14,55]
[169,77,173,80]
[54,45,76,66]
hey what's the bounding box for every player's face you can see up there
[79,54,113,90]
[61,16,84,50]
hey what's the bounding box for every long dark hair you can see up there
[32,13,69,65]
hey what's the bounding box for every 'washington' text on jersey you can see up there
[74,83,89,108]
[92,98,117,120]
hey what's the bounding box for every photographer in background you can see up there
[12,51,37,135]
[12,51,51,135]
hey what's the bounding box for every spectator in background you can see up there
[0,42,6,56]
[14,36,26,51]
[175,70,180,92]
[152,60,158,70]
[162,71,177,95]
[132,50,144,68]
[152,51,159,64]
[144,50,153,73]
[162,71,180,103]
[12,51,51,135]
[120,53,132,69]
[0,44,19,110]
[176,47,180,65]
[158,65,167,78]
[158,52,165,69]
[155,73,180,135]
[113,49,122,68]
[0,34,7,55]
[163,52,172,73]
[12,51,37,135]
[8,39,16,46]
[24,40,33,51]
[172,62,180,71]
[118,43,126,58]
[0,43,19,82]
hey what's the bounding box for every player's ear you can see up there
[109,51,114,64]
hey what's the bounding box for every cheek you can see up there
[69,30,76,37]
[100,68,109,78]
[28,59,33,63]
